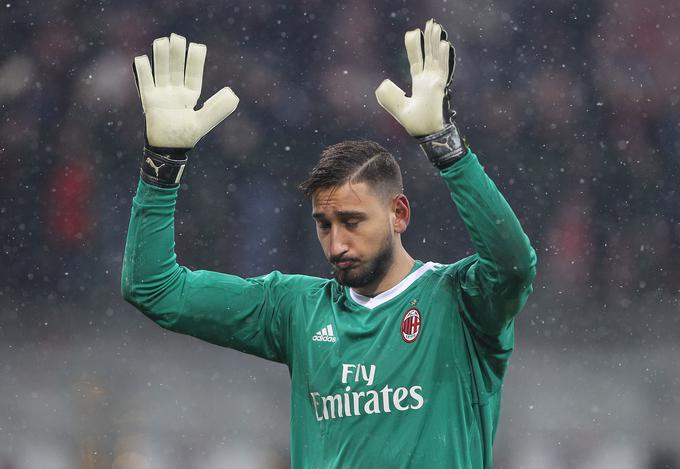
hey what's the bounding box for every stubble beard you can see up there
[331,232,394,289]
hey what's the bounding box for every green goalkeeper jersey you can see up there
[121,150,537,468]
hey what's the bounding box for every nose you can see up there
[328,225,349,259]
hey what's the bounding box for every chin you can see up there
[331,233,395,288]
[334,264,381,289]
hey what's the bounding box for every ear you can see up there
[392,194,411,234]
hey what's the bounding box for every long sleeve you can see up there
[441,150,537,337]
[120,178,293,363]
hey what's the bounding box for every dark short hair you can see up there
[298,140,403,201]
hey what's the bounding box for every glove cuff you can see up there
[140,146,189,188]
[416,122,468,170]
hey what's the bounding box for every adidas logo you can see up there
[312,324,337,343]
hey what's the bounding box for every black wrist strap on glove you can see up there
[416,122,469,170]
[140,146,189,188]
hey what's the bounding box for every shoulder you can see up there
[427,254,479,279]
[257,270,334,295]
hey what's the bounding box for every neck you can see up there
[352,246,415,297]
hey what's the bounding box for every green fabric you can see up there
[121,150,537,468]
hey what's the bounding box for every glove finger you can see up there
[170,33,187,87]
[430,21,442,66]
[439,41,453,84]
[153,36,170,86]
[185,42,207,92]
[196,86,239,136]
[405,29,423,77]
[375,79,407,116]
[438,24,455,84]
[423,19,433,69]
[133,55,154,106]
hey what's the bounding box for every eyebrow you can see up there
[312,210,367,221]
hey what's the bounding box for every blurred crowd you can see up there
[1,0,679,467]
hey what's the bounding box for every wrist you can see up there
[140,146,189,188]
[416,122,468,170]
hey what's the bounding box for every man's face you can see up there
[312,182,395,289]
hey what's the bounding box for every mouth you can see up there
[333,260,357,270]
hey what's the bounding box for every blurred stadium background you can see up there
[1,0,679,467]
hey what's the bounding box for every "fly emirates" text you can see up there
[309,363,424,421]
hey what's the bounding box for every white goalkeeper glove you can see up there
[376,19,468,169]
[375,19,454,137]
[133,33,239,186]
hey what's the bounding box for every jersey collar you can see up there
[348,261,436,310]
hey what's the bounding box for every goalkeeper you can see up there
[122,19,537,469]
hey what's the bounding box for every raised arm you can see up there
[121,34,290,363]
[375,20,537,337]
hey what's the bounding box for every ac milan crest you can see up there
[401,308,422,343]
